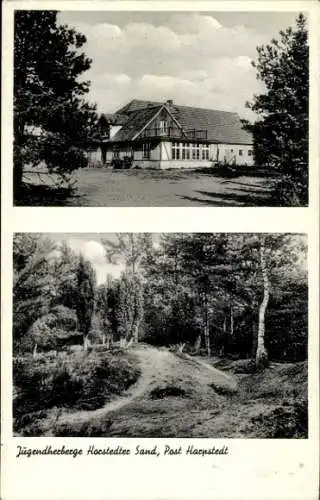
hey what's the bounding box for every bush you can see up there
[13,350,140,433]
[249,398,308,438]
[111,156,133,170]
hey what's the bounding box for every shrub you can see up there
[249,397,308,438]
[13,350,140,433]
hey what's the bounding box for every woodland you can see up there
[13,233,308,438]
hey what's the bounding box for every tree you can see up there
[14,10,97,201]
[246,14,308,206]
[75,255,96,349]
[51,242,79,310]
[117,271,144,346]
[256,236,270,368]
[96,279,119,347]
[102,234,153,344]
[13,234,57,350]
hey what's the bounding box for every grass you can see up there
[17,166,278,207]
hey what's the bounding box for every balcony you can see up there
[142,127,208,141]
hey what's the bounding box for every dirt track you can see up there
[52,344,238,436]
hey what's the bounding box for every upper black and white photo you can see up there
[13,10,309,207]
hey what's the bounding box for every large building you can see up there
[94,99,254,169]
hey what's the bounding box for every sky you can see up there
[48,233,306,286]
[57,11,300,119]
[50,233,124,284]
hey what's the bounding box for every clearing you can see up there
[19,167,277,207]
[37,344,307,438]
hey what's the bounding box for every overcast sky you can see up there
[58,11,300,119]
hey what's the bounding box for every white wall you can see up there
[102,141,254,168]
[160,160,212,170]
[217,144,254,166]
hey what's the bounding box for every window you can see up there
[248,150,253,156]
[159,120,168,135]
[143,143,151,159]
[239,149,243,156]
[202,144,209,160]
[171,142,209,161]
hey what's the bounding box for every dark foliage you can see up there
[249,398,308,438]
[245,14,308,206]
[14,10,97,202]
[13,351,140,434]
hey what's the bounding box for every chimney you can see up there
[166,99,173,107]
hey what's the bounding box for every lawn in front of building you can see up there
[19,166,277,207]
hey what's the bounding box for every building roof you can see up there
[100,113,128,126]
[108,99,252,145]
[112,105,163,142]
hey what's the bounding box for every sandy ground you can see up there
[21,168,275,207]
[53,344,237,431]
[28,344,306,438]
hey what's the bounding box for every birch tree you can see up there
[102,234,153,344]
[256,235,270,368]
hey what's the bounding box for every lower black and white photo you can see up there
[13,232,308,438]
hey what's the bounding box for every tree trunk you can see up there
[193,334,201,355]
[83,335,90,351]
[132,324,139,343]
[13,154,24,203]
[177,342,185,353]
[230,299,234,336]
[256,238,270,369]
[201,292,211,357]
[32,342,38,358]
[204,323,211,357]
[126,337,134,349]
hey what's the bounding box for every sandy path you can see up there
[54,345,237,429]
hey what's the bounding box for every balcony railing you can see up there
[142,127,208,141]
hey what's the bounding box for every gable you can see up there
[109,100,252,145]
[111,105,162,142]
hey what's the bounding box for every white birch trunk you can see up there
[256,237,269,368]
[83,335,90,351]
[32,342,37,358]
[132,324,139,343]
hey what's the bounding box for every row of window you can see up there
[226,148,253,157]
[118,143,253,161]
[172,142,209,160]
